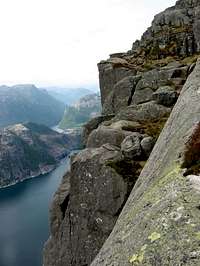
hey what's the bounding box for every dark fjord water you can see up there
[0,156,71,266]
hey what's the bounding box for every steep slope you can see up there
[43,0,200,265]
[0,84,65,128]
[91,58,200,266]
[0,122,80,188]
[59,93,101,129]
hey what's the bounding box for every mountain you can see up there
[0,84,65,128]
[0,122,80,188]
[44,87,96,105]
[58,93,101,129]
[44,1,200,266]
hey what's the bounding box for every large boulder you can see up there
[102,75,141,114]
[121,133,142,159]
[114,101,171,123]
[105,120,141,131]
[134,69,168,91]
[44,144,139,266]
[131,87,154,105]
[152,86,178,107]
[82,115,114,146]
[86,126,128,148]
[98,60,136,106]
[141,136,155,157]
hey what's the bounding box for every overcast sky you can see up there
[0,0,176,88]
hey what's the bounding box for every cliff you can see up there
[0,122,80,188]
[59,93,101,129]
[91,58,200,266]
[43,0,200,265]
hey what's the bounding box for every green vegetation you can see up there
[139,116,169,140]
[23,142,56,170]
[59,97,101,129]
[14,134,56,171]
[59,106,89,129]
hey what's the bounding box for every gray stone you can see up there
[43,1,200,265]
[121,133,142,159]
[152,86,178,106]
[130,0,200,58]
[132,87,154,105]
[43,145,129,266]
[91,59,200,266]
[114,101,171,122]
[108,120,141,131]
[102,75,141,115]
[141,136,155,156]
[102,76,133,114]
[98,61,136,106]
[86,126,126,148]
[135,69,165,91]
[82,115,114,146]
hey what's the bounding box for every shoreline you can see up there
[0,156,69,190]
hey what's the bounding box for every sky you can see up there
[0,0,176,89]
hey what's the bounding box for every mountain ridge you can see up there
[0,122,80,188]
[0,84,65,128]
[59,93,101,129]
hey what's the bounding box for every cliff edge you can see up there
[91,57,200,266]
[43,0,200,265]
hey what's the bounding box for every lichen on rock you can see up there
[91,59,200,266]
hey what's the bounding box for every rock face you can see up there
[43,1,200,265]
[44,145,131,266]
[91,59,200,266]
[130,0,200,59]
[0,122,80,188]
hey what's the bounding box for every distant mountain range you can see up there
[44,87,98,105]
[0,84,65,128]
[0,122,80,188]
[59,93,101,129]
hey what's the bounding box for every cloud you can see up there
[0,0,176,88]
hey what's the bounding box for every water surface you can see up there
[0,156,71,266]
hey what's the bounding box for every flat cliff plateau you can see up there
[43,0,200,265]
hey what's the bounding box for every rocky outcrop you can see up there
[44,145,132,266]
[99,60,190,116]
[82,114,115,146]
[132,0,200,58]
[43,1,200,265]
[91,58,200,266]
[98,0,200,116]
[0,122,80,188]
